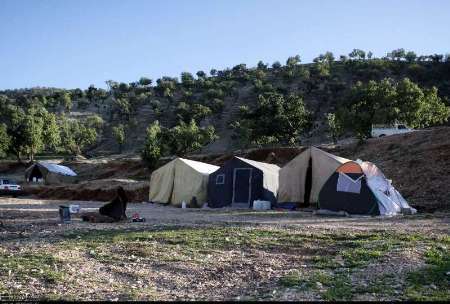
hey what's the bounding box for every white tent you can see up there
[149,158,219,207]
[358,160,417,216]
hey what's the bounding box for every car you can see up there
[0,178,23,197]
[371,123,414,138]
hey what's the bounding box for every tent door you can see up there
[232,168,252,206]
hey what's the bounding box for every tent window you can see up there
[216,174,225,185]
[337,173,363,194]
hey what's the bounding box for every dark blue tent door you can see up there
[232,168,252,206]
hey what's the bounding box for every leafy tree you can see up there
[59,92,72,112]
[42,113,61,152]
[341,78,450,139]
[141,121,163,168]
[112,124,126,153]
[165,120,217,156]
[272,61,282,69]
[181,72,195,88]
[210,69,217,76]
[349,49,366,60]
[235,93,311,146]
[0,123,10,158]
[138,77,152,86]
[326,113,343,144]
[85,115,104,130]
[405,51,417,63]
[313,53,333,77]
[387,48,406,61]
[286,55,301,67]
[196,71,206,79]
[175,102,211,123]
[257,61,267,70]
[156,77,178,97]
[60,116,97,156]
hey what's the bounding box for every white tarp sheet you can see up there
[358,160,416,216]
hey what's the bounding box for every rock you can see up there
[316,282,323,289]
[430,284,437,290]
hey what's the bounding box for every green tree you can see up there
[60,116,98,156]
[235,93,311,146]
[326,113,343,144]
[0,123,10,158]
[165,120,217,156]
[286,55,301,67]
[141,121,163,168]
[112,124,126,153]
[60,92,72,112]
[341,78,450,139]
[349,49,366,60]
[181,72,195,88]
[138,77,152,86]
[42,113,61,153]
[405,51,417,63]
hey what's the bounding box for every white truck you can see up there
[371,123,414,138]
[0,178,22,196]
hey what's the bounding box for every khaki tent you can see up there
[149,158,219,207]
[25,162,77,185]
[278,147,350,204]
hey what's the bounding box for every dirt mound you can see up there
[25,179,149,202]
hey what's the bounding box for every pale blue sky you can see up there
[0,0,449,90]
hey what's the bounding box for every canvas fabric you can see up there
[310,147,351,203]
[236,157,280,200]
[277,148,310,203]
[25,162,77,185]
[149,158,219,206]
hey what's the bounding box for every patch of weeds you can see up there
[0,252,64,284]
[279,270,303,287]
[321,272,353,301]
[405,246,450,301]
[354,273,397,296]
[312,255,340,269]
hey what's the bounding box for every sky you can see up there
[0,0,449,90]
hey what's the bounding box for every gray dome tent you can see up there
[25,162,77,185]
[318,160,416,216]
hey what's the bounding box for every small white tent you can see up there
[149,158,219,207]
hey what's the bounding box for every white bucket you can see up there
[69,204,81,214]
[253,200,271,210]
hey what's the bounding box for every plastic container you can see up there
[252,200,271,210]
[59,206,71,223]
[69,204,80,213]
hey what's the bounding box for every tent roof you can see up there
[310,146,350,164]
[235,157,280,174]
[178,158,219,174]
[36,162,77,176]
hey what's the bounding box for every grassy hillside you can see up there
[1,50,449,156]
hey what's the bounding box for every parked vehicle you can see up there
[0,178,23,197]
[371,123,414,138]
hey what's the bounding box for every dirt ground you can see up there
[0,197,449,301]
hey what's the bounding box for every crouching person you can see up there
[82,187,128,223]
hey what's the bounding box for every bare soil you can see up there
[0,197,449,301]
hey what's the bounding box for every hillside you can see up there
[1,52,450,156]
